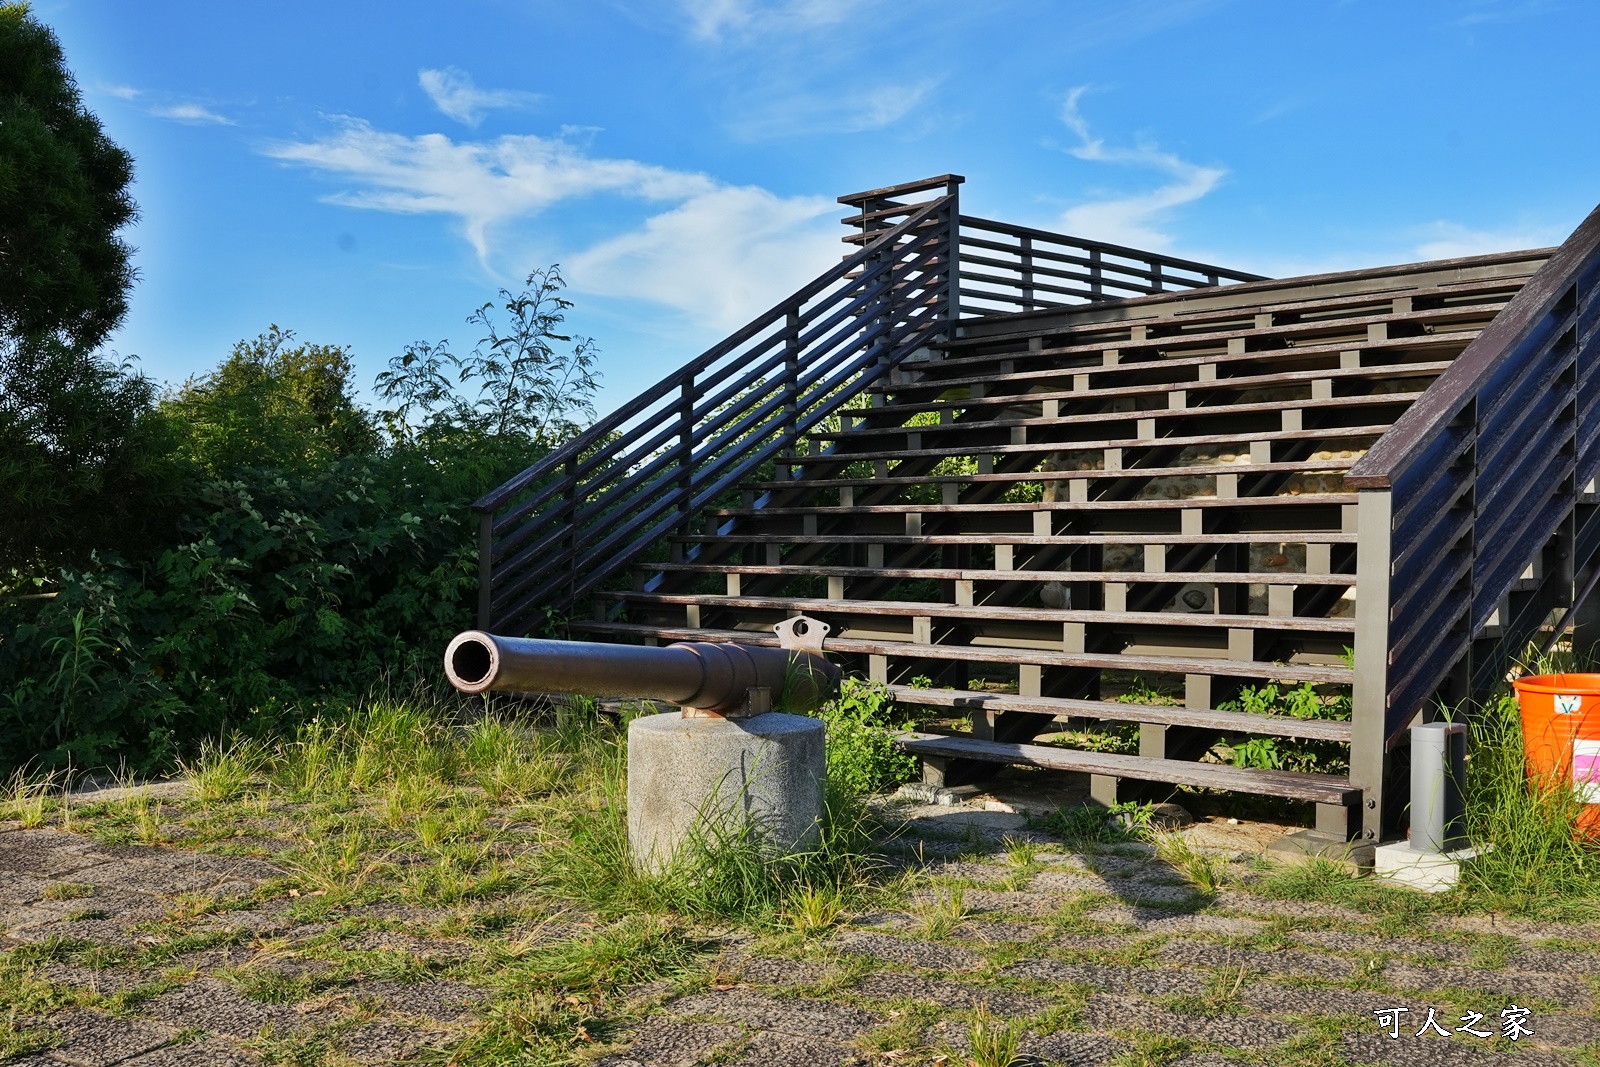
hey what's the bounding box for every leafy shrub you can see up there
[1218,681,1351,774]
[0,270,594,776]
[814,677,917,795]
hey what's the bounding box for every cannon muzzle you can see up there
[443,630,839,713]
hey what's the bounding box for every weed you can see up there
[784,885,845,936]
[181,737,264,805]
[816,678,918,795]
[1150,830,1223,894]
[966,1004,1024,1067]
[919,885,968,938]
[0,770,59,827]
[1457,687,1600,913]
[1001,835,1040,868]
[41,883,94,901]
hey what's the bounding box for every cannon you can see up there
[442,619,842,873]
[443,620,838,714]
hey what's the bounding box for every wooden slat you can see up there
[573,621,1354,684]
[893,732,1358,804]
[599,591,1358,633]
[646,563,1356,586]
[670,534,1358,548]
[886,686,1353,741]
[745,458,1357,492]
[709,494,1358,518]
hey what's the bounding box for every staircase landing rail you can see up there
[839,175,1267,316]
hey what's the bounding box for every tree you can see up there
[376,265,600,447]
[160,326,378,477]
[0,2,137,351]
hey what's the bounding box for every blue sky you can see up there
[39,0,1600,411]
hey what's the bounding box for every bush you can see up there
[815,677,917,796]
[0,270,594,776]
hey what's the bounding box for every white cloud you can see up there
[729,79,938,138]
[150,102,235,126]
[1411,220,1563,260]
[103,84,142,100]
[682,0,871,41]
[569,185,836,330]
[265,120,838,328]
[1056,86,1225,250]
[418,67,542,127]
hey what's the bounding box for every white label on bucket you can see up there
[1576,740,1600,804]
[1555,694,1584,715]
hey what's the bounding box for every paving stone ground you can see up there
[3,794,1599,1066]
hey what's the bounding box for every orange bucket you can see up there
[1510,673,1600,834]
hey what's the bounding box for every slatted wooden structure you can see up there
[474,176,1600,843]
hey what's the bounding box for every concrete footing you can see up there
[1374,841,1482,893]
[627,710,825,874]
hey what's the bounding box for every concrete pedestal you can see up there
[627,711,826,874]
[1374,841,1483,893]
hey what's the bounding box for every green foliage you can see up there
[1218,682,1351,774]
[815,677,917,795]
[0,270,590,776]
[0,3,137,351]
[161,326,377,477]
[1459,690,1600,910]
[376,265,599,447]
[0,338,176,574]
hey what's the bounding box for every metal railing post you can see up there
[677,378,695,527]
[476,510,494,631]
[781,310,801,477]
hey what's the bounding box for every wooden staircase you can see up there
[474,176,1600,844]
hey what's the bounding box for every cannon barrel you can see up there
[443,631,839,713]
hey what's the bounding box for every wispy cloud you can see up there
[1411,219,1562,260]
[1056,86,1225,249]
[150,102,235,126]
[97,84,235,125]
[571,185,836,329]
[729,79,938,138]
[681,0,872,42]
[418,67,543,127]
[264,119,836,328]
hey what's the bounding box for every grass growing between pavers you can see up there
[2,678,1600,1066]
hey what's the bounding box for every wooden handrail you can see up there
[474,183,961,634]
[473,194,952,517]
[1347,201,1600,490]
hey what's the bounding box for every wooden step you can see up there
[646,562,1356,587]
[709,494,1358,518]
[919,301,1505,372]
[929,270,1537,354]
[896,326,1491,396]
[838,358,1452,425]
[786,425,1389,467]
[671,533,1358,548]
[806,394,1425,443]
[746,459,1357,493]
[888,686,1351,741]
[893,732,1359,805]
[599,591,1358,634]
[573,621,1354,685]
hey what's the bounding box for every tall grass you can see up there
[1458,685,1600,910]
[534,723,884,926]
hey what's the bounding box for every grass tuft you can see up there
[965,1004,1024,1067]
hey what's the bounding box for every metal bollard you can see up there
[1410,721,1468,853]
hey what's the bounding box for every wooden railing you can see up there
[1343,200,1600,838]
[840,175,1267,316]
[473,188,959,635]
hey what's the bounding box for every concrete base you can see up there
[627,711,825,874]
[1266,829,1376,872]
[1373,841,1481,893]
